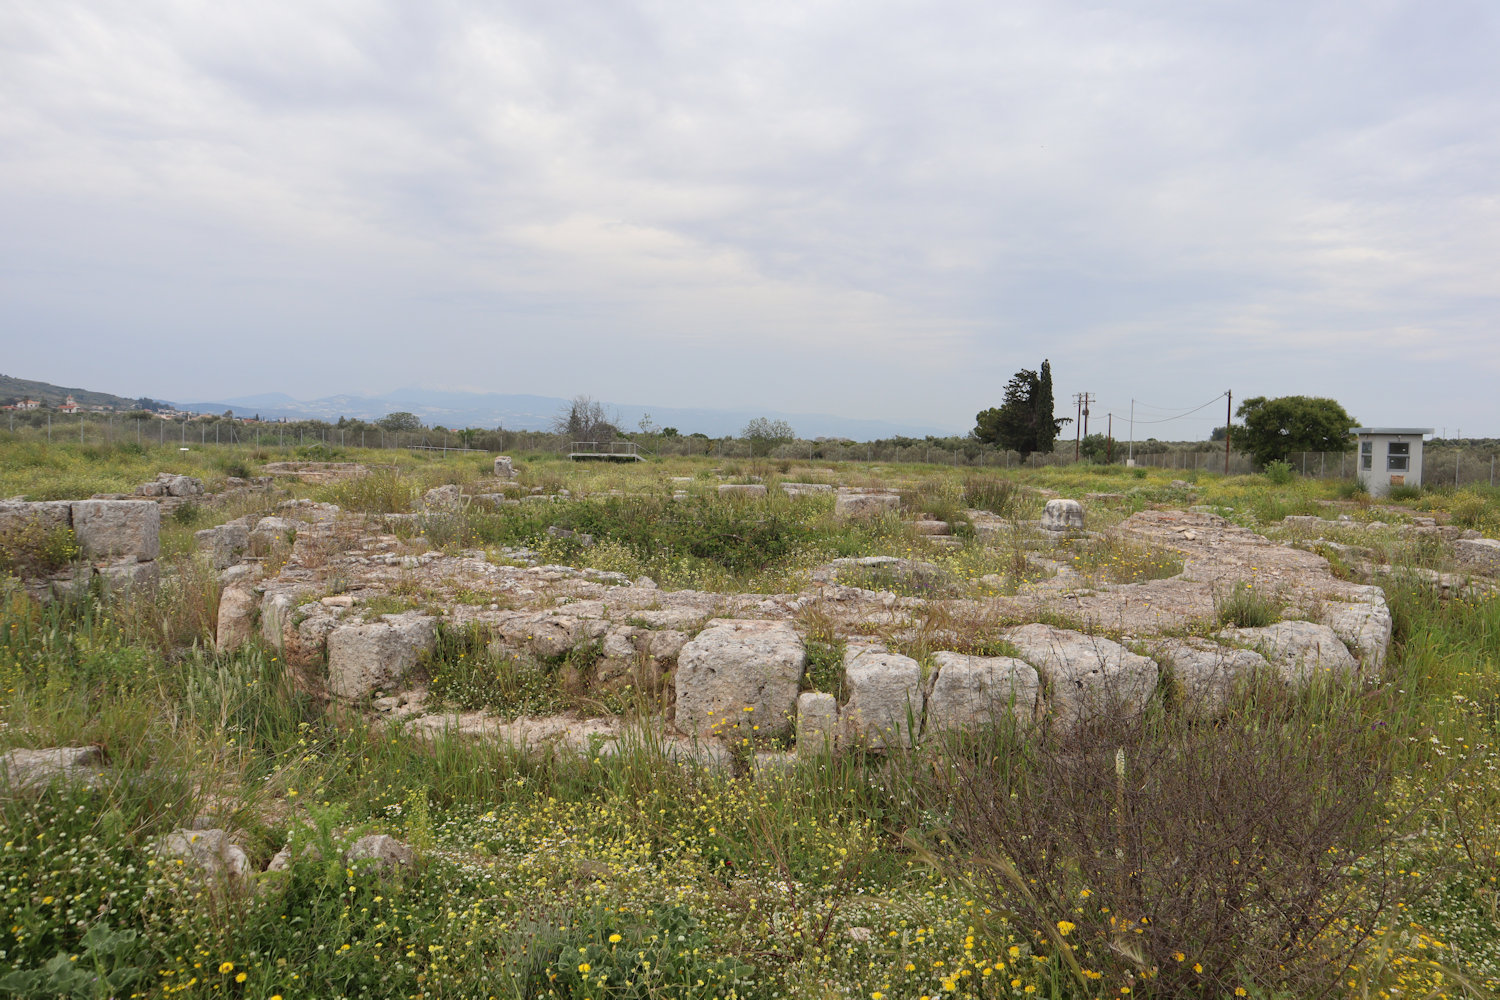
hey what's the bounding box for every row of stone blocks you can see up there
[1,499,161,593]
[675,613,1382,749]
[0,498,160,561]
[280,597,1385,748]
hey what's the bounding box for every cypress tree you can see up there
[1035,359,1057,454]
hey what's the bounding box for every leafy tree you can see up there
[742,417,796,457]
[378,411,422,432]
[1234,396,1356,467]
[974,359,1064,458]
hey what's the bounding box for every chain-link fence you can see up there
[5,411,1498,486]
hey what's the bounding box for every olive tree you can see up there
[1234,396,1356,467]
[742,417,796,457]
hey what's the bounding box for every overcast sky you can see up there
[2,0,1496,436]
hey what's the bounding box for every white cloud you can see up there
[1,0,1496,431]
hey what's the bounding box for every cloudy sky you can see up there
[3,0,1496,436]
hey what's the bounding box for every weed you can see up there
[1215,581,1281,628]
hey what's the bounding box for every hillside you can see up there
[0,373,150,410]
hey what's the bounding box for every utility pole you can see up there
[1106,413,1113,464]
[1224,390,1232,475]
[1128,399,1135,464]
[1071,392,1093,462]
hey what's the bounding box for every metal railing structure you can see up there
[568,440,643,461]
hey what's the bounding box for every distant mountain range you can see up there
[174,387,959,440]
[4,374,958,438]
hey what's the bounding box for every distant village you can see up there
[0,395,266,422]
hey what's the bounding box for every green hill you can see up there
[0,373,161,410]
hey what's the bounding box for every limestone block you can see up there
[345,834,415,869]
[195,523,250,569]
[834,492,901,520]
[494,612,584,660]
[1151,638,1271,717]
[216,585,257,653]
[326,612,437,699]
[718,484,767,498]
[286,606,341,668]
[164,475,205,497]
[675,620,806,740]
[1040,499,1085,532]
[0,499,72,535]
[840,647,923,748]
[1,746,105,795]
[1321,598,1392,673]
[422,484,463,511]
[250,516,300,554]
[1003,624,1158,731]
[97,557,159,594]
[909,520,952,536]
[1456,538,1500,575]
[70,500,159,561]
[156,828,251,879]
[260,592,298,649]
[781,482,834,496]
[493,456,517,480]
[1215,621,1358,683]
[796,692,838,755]
[926,651,1041,733]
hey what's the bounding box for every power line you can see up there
[1129,392,1229,425]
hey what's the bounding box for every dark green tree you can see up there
[974,359,1064,458]
[1035,360,1057,454]
[1234,396,1356,467]
[378,411,422,432]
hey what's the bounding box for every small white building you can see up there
[1352,427,1433,497]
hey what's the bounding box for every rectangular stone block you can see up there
[1455,537,1500,575]
[69,500,159,561]
[0,500,72,535]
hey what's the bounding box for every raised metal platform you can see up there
[569,440,643,462]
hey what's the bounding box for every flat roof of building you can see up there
[1350,427,1435,436]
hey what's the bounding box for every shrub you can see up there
[1389,483,1424,502]
[0,519,80,577]
[962,474,1024,517]
[803,639,847,698]
[1264,459,1295,484]
[926,693,1413,998]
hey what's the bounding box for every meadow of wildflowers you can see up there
[0,441,1497,998]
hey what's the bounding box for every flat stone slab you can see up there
[1456,538,1500,575]
[1,746,106,794]
[1216,620,1358,683]
[834,491,900,520]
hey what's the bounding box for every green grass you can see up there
[1,440,1497,998]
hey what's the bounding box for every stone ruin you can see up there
[185,484,1426,766]
[13,464,1498,767]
